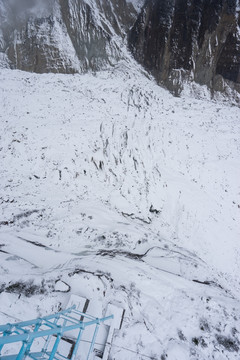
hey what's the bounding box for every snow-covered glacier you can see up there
[0,61,240,359]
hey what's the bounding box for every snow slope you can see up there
[0,64,240,359]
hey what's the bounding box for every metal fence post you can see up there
[16,341,28,360]
[86,322,100,360]
[70,326,84,360]
[48,333,61,360]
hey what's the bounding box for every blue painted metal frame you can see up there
[0,306,113,360]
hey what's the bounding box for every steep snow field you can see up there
[0,65,240,359]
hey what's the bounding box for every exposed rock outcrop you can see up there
[129,0,240,95]
[0,0,239,96]
[0,0,138,73]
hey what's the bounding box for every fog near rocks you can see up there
[0,0,53,27]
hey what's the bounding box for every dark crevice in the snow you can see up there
[1,279,54,297]
[54,279,71,293]
[68,268,114,284]
[97,248,144,260]
[0,220,14,226]
[0,250,39,268]
[96,245,203,263]
[149,205,161,214]
[96,248,234,293]
[17,236,61,253]
[13,209,42,221]
[192,279,224,289]
[0,209,44,227]
[192,279,234,298]
[0,244,9,254]
[96,248,190,278]
[121,212,152,224]
[17,237,46,248]
[0,249,9,254]
[215,334,240,352]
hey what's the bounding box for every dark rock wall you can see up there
[58,0,137,72]
[129,0,240,95]
[0,0,137,73]
[0,0,239,95]
[6,16,77,74]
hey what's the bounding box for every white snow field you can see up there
[0,64,240,359]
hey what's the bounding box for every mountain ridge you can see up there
[0,0,239,98]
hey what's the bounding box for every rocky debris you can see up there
[1,279,54,297]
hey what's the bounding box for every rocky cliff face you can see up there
[0,0,239,96]
[0,0,138,73]
[129,0,240,95]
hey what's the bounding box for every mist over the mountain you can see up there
[0,0,53,26]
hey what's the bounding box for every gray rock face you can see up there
[129,0,240,95]
[0,0,239,96]
[0,0,137,73]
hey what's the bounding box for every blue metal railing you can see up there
[0,305,113,360]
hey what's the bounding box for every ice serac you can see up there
[129,0,240,95]
[0,0,137,73]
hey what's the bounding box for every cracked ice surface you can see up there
[0,65,240,359]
